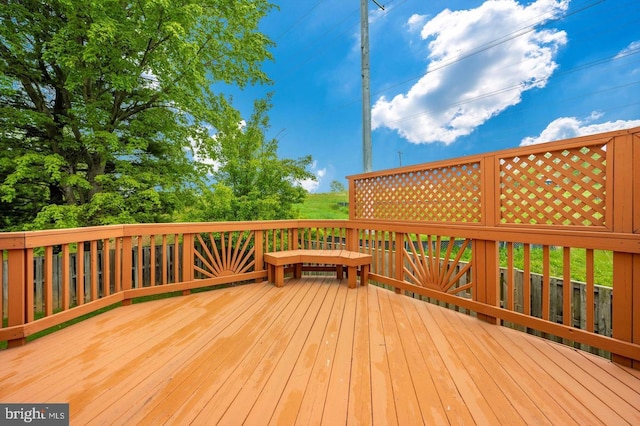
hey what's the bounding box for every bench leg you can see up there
[294,263,302,279]
[347,266,357,289]
[275,265,285,288]
[267,264,274,284]
[336,265,344,279]
[361,264,369,286]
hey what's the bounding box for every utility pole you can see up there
[360,0,372,173]
[398,151,403,167]
[361,0,384,173]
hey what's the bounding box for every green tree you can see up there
[0,0,274,230]
[190,96,315,222]
[330,180,346,193]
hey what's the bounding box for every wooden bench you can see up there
[264,249,372,289]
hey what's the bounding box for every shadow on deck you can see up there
[1,277,639,425]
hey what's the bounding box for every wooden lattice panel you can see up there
[499,143,607,226]
[354,162,482,222]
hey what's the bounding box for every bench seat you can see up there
[264,249,372,288]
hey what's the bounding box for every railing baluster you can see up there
[523,244,531,317]
[563,247,571,327]
[0,249,4,326]
[506,242,514,311]
[103,238,111,296]
[76,242,84,306]
[161,234,168,285]
[586,249,595,333]
[91,240,98,301]
[137,236,143,288]
[44,246,53,316]
[25,248,34,323]
[542,245,550,321]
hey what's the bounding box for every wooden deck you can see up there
[1,277,639,425]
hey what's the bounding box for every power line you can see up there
[304,0,632,118]
[278,0,408,80]
[274,1,326,41]
[371,0,608,100]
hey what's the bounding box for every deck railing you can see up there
[347,126,640,369]
[1,127,639,370]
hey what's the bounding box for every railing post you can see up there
[345,227,358,252]
[291,228,299,250]
[255,230,264,282]
[611,131,638,368]
[473,240,500,325]
[473,156,500,324]
[348,177,356,220]
[7,248,26,347]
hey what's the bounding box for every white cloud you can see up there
[298,161,326,193]
[372,0,569,144]
[520,114,640,146]
[407,14,428,33]
[615,40,640,59]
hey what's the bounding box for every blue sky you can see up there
[223,0,640,192]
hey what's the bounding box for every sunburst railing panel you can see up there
[403,234,473,298]
[194,231,256,278]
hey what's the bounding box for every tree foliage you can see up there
[188,96,314,222]
[0,0,277,230]
[330,180,346,193]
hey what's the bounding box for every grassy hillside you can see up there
[295,192,349,219]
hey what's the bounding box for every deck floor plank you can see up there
[385,291,450,424]
[533,336,640,424]
[1,277,639,425]
[293,281,350,424]
[366,279,399,425]
[410,293,502,425]
[399,296,476,425]
[242,279,336,425]
[442,300,578,425]
[346,278,373,426]
[377,289,431,424]
[576,350,640,396]
[546,343,640,411]
[438,300,557,425]
[215,276,324,424]
[491,322,626,425]
[99,284,279,424]
[268,277,341,425]
[6,283,266,408]
[320,280,358,425]
[425,295,529,425]
[158,286,313,424]
[82,283,276,422]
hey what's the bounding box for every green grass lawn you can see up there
[295,192,349,219]
[297,193,612,286]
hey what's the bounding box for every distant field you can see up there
[295,192,349,219]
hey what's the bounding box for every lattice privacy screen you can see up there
[499,143,607,226]
[353,162,482,222]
